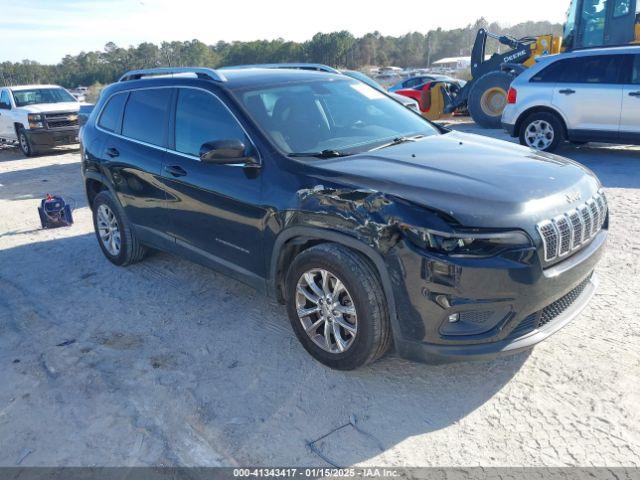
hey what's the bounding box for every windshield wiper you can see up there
[369,135,427,152]
[288,149,352,159]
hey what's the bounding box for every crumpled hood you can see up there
[312,131,601,228]
[20,102,80,113]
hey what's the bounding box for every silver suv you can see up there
[502,46,640,152]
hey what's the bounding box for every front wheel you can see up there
[285,244,390,370]
[468,71,513,129]
[17,128,34,157]
[519,112,564,152]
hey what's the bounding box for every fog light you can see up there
[448,313,460,323]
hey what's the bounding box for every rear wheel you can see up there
[519,112,564,152]
[92,190,147,266]
[285,243,390,370]
[468,71,513,128]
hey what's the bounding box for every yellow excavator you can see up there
[428,0,640,127]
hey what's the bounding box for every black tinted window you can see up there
[98,92,128,133]
[122,89,171,146]
[175,89,248,157]
[561,55,624,83]
[531,60,568,83]
[532,55,625,84]
[632,55,640,84]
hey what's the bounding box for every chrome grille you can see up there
[537,191,607,262]
[44,112,79,129]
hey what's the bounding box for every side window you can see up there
[174,89,249,157]
[613,0,631,17]
[0,90,11,109]
[561,55,624,84]
[580,0,607,47]
[122,89,172,146]
[632,55,640,84]
[530,60,568,83]
[98,92,128,133]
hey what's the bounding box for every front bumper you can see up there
[26,128,79,150]
[389,229,607,364]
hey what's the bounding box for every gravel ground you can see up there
[0,125,638,467]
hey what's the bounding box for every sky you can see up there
[0,0,570,64]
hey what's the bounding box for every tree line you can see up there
[0,18,562,89]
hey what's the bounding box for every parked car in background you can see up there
[502,46,640,152]
[394,78,467,119]
[0,84,80,156]
[388,75,457,92]
[81,66,606,370]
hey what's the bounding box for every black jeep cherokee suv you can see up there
[80,67,608,370]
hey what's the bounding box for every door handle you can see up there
[629,91,640,97]
[106,147,119,158]
[559,89,576,95]
[165,165,187,177]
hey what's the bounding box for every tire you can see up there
[518,111,564,152]
[17,128,35,157]
[285,243,391,370]
[468,71,513,129]
[92,190,147,266]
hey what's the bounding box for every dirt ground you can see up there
[0,124,639,467]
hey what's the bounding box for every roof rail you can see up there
[219,63,341,74]
[118,67,227,83]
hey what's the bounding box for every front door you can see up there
[0,90,14,139]
[620,53,640,143]
[551,54,625,139]
[160,87,266,283]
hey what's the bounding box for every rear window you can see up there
[121,88,172,146]
[98,92,128,133]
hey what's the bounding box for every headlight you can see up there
[402,226,532,257]
[28,113,44,129]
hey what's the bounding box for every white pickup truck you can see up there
[0,84,81,156]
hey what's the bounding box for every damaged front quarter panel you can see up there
[291,184,457,254]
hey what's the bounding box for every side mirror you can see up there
[0,102,10,110]
[199,139,258,167]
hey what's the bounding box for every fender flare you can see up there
[83,170,116,206]
[268,226,401,343]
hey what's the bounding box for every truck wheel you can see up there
[17,128,34,157]
[519,111,564,152]
[92,190,147,266]
[285,243,390,370]
[468,71,513,129]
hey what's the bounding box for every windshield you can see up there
[11,88,77,107]
[341,71,386,93]
[237,79,439,155]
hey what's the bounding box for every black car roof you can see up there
[107,68,348,95]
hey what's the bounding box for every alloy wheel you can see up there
[96,204,121,256]
[524,120,555,150]
[295,268,358,354]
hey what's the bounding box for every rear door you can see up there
[620,53,640,143]
[550,54,625,140]
[98,87,172,245]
